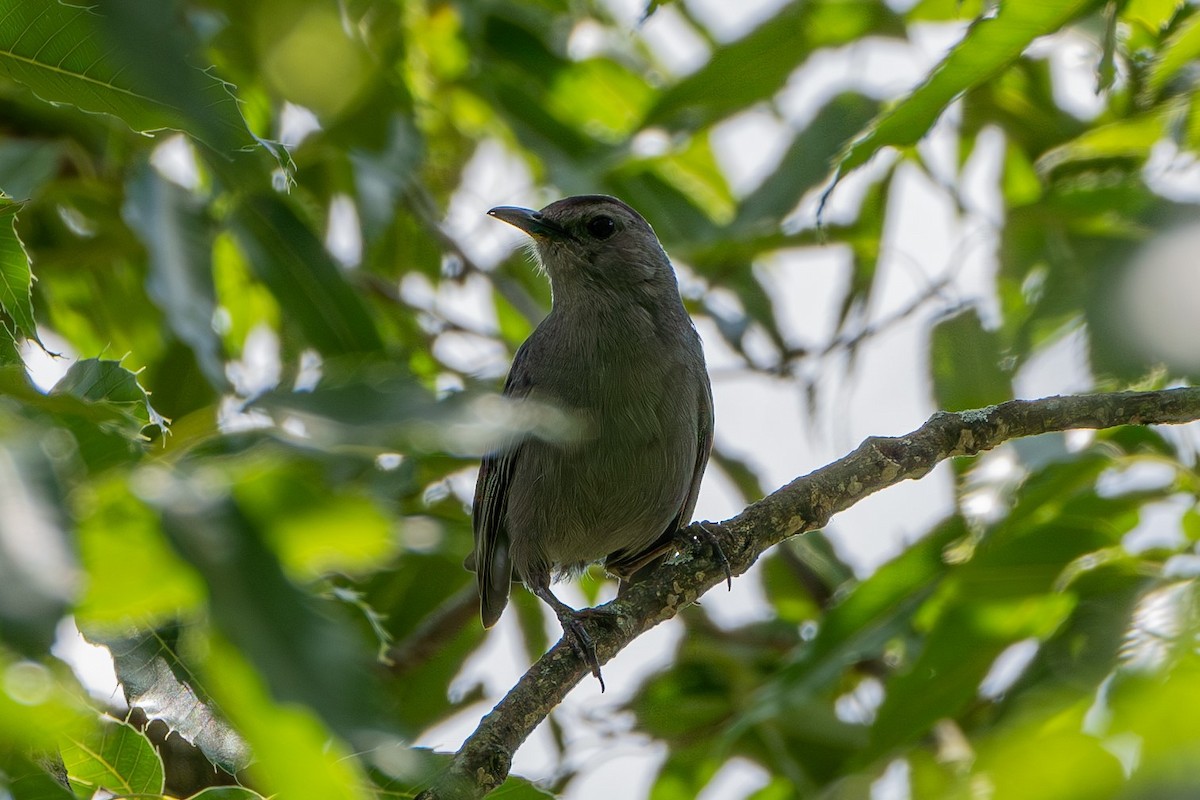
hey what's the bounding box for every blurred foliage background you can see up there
[1,0,1200,798]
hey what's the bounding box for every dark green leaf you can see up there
[50,357,168,436]
[732,94,880,235]
[158,486,386,741]
[0,423,74,655]
[229,194,383,355]
[0,0,253,152]
[0,140,62,201]
[866,593,1075,757]
[930,309,1012,412]
[123,163,227,388]
[0,751,74,800]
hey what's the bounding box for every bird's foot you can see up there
[532,584,617,692]
[556,608,608,692]
[689,521,732,590]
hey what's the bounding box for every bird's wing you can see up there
[607,369,714,580]
[471,341,536,628]
[679,372,715,528]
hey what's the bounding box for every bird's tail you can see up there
[478,538,513,629]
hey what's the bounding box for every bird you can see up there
[468,195,715,689]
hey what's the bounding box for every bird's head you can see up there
[488,195,678,305]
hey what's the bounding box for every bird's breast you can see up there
[504,310,703,575]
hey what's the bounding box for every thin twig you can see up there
[386,585,479,676]
[417,386,1200,799]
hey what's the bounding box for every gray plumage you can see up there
[470,195,713,656]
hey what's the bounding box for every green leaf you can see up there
[1035,109,1173,176]
[974,727,1124,799]
[50,357,168,436]
[188,788,270,800]
[489,776,557,798]
[0,423,75,655]
[202,637,373,800]
[762,533,856,621]
[1010,556,1145,696]
[0,139,63,201]
[123,163,227,388]
[732,93,880,235]
[158,485,384,741]
[228,194,383,355]
[368,553,482,732]
[0,0,253,152]
[231,455,398,580]
[867,593,1076,756]
[61,718,165,798]
[0,319,18,365]
[84,629,252,774]
[830,0,1104,188]
[739,516,970,736]
[648,0,903,131]
[74,477,205,626]
[907,0,986,22]
[546,58,655,142]
[1145,7,1200,101]
[0,750,75,800]
[930,309,1012,412]
[0,209,39,345]
[0,652,95,751]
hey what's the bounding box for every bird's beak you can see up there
[488,206,570,240]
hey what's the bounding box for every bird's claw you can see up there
[559,613,605,692]
[695,521,732,591]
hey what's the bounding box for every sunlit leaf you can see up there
[231,456,398,580]
[189,788,269,800]
[1036,110,1174,176]
[61,718,165,798]
[0,652,94,752]
[1145,7,1200,101]
[830,0,1103,190]
[0,208,39,346]
[85,629,252,775]
[974,728,1124,799]
[201,637,372,800]
[546,59,655,142]
[74,478,205,626]
[648,0,903,131]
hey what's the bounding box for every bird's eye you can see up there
[585,215,616,240]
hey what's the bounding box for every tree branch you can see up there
[417,387,1200,799]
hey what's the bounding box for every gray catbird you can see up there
[469,195,714,688]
